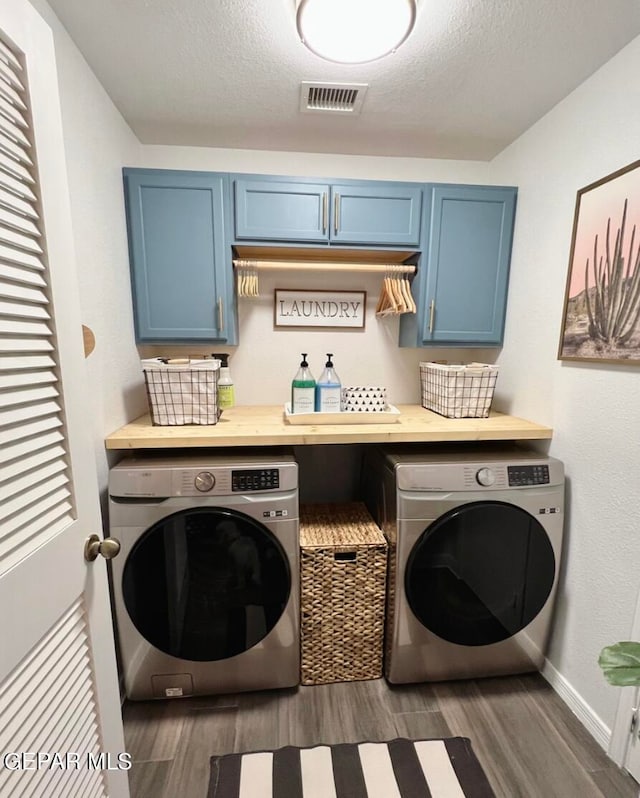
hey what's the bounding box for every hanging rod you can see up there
[233,258,416,274]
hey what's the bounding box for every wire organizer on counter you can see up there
[420,361,499,419]
[299,503,387,685]
[141,358,220,426]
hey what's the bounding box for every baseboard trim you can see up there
[541,658,610,752]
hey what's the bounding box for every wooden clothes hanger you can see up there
[376,275,397,315]
[400,273,417,313]
[375,267,416,316]
[236,261,259,297]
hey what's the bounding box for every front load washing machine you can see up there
[362,445,564,683]
[109,452,299,700]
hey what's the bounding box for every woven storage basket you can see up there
[142,359,220,425]
[300,503,387,685]
[419,361,499,419]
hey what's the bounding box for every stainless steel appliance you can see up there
[362,445,564,683]
[109,452,299,699]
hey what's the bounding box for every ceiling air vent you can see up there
[300,82,368,114]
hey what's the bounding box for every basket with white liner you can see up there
[420,362,499,419]
[142,358,220,426]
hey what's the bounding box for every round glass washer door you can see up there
[405,501,555,646]
[122,507,291,662]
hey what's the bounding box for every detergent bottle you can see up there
[315,354,342,412]
[291,353,315,414]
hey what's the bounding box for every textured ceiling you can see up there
[45,0,640,161]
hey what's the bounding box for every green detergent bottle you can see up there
[291,353,315,414]
[212,353,235,410]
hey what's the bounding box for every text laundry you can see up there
[279,300,361,318]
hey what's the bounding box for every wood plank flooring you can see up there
[122,673,638,798]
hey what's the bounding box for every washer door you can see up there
[405,501,555,646]
[122,507,291,662]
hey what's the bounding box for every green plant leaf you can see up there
[598,642,640,686]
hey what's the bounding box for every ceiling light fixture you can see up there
[296,0,417,65]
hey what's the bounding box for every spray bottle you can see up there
[315,354,342,412]
[212,353,235,410]
[291,353,315,414]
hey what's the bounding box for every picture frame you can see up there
[274,289,366,329]
[558,159,640,364]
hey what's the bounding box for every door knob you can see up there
[84,534,121,562]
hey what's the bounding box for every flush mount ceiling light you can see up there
[296,0,417,64]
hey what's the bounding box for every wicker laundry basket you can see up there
[300,503,387,685]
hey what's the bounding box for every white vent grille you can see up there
[0,33,73,577]
[300,82,368,114]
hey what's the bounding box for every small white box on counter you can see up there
[341,386,388,412]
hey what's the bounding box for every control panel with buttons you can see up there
[231,468,280,492]
[507,464,550,486]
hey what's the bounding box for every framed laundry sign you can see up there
[274,289,366,329]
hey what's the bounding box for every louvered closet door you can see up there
[0,3,128,797]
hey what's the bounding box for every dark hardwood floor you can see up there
[122,673,638,798]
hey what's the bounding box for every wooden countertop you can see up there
[105,405,552,449]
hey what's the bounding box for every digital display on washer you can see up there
[507,464,550,486]
[232,468,280,492]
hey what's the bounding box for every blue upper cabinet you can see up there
[233,176,422,247]
[123,169,237,344]
[234,180,328,242]
[400,185,517,347]
[331,183,422,246]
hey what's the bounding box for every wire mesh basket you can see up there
[142,359,220,425]
[299,503,387,685]
[419,362,499,418]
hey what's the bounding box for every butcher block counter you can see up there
[105,405,552,450]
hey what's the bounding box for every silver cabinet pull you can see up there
[322,192,328,233]
[428,300,435,333]
[217,296,224,332]
[334,193,340,234]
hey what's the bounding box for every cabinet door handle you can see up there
[334,193,340,234]
[428,299,435,333]
[217,296,224,332]
[322,192,328,233]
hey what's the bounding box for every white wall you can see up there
[491,35,640,736]
[139,146,493,183]
[28,0,144,500]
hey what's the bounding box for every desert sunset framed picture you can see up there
[558,159,640,364]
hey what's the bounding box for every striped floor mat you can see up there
[207,737,495,798]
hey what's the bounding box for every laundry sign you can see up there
[274,289,366,329]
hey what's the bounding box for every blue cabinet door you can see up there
[400,185,517,347]
[124,169,237,344]
[233,177,422,246]
[234,179,329,242]
[331,183,422,246]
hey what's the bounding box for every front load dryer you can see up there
[108,452,299,700]
[363,445,564,684]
